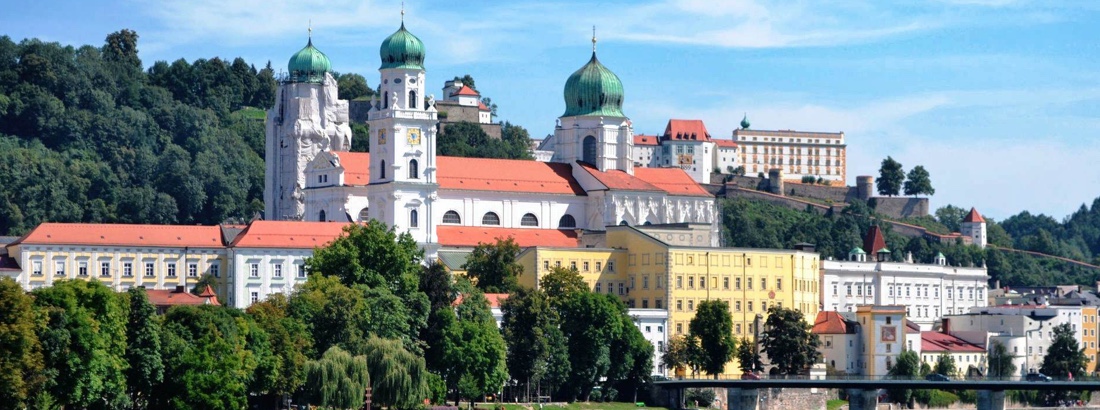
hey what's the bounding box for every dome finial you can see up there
[592,26,597,53]
[740,113,750,129]
[308,19,312,43]
[401,0,405,23]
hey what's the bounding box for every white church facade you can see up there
[263,23,719,258]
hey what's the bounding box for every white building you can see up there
[821,227,990,330]
[286,24,718,260]
[813,307,920,377]
[628,119,740,184]
[733,123,846,182]
[961,207,987,249]
[226,221,347,308]
[945,305,1085,376]
[812,311,861,375]
[631,308,670,375]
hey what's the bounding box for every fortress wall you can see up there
[872,197,929,219]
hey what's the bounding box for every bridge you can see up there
[654,377,1100,410]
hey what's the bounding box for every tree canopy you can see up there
[877,156,905,196]
[759,306,820,375]
[463,237,524,294]
[688,300,736,378]
[903,165,934,196]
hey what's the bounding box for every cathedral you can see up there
[264,20,719,258]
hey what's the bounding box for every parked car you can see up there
[741,372,761,380]
[925,373,951,382]
[1026,372,1052,382]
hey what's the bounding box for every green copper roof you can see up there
[935,252,946,259]
[849,247,866,254]
[288,38,331,83]
[379,23,425,70]
[741,114,751,129]
[562,52,625,117]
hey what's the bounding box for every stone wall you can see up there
[758,387,828,410]
[348,99,371,123]
[783,182,860,203]
[439,121,502,140]
[871,197,929,219]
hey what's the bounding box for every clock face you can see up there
[407,128,421,145]
[377,129,386,145]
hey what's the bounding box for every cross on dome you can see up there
[592,26,597,53]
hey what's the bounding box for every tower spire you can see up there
[308,19,313,44]
[592,26,597,53]
[401,0,405,24]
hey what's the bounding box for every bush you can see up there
[685,389,715,407]
[802,175,816,184]
[915,389,958,408]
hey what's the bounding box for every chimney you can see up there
[174,285,186,293]
[942,318,950,334]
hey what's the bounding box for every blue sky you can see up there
[5,0,1099,221]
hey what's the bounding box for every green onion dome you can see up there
[741,114,751,129]
[288,38,331,83]
[379,23,425,70]
[562,52,625,117]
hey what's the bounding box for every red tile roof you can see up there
[485,293,509,308]
[330,151,372,185]
[921,331,985,353]
[634,168,713,197]
[438,157,586,195]
[864,225,887,254]
[811,311,854,334]
[146,286,221,308]
[230,221,349,249]
[478,102,490,111]
[452,85,480,97]
[579,163,663,193]
[714,139,738,148]
[634,135,659,146]
[437,226,579,248]
[963,207,985,223]
[11,223,223,248]
[662,119,711,142]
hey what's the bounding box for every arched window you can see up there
[380,160,386,179]
[582,136,597,164]
[319,210,327,222]
[409,159,419,179]
[358,208,370,222]
[619,220,629,226]
[410,209,419,228]
[558,214,576,229]
[521,213,538,227]
[383,91,389,109]
[408,90,417,109]
[442,211,461,224]
[482,212,500,226]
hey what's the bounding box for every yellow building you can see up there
[1084,306,1098,373]
[518,224,820,377]
[4,223,229,298]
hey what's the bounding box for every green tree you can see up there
[887,350,921,407]
[288,274,367,356]
[125,287,163,409]
[877,156,904,196]
[539,265,587,301]
[609,312,654,402]
[34,280,131,409]
[452,74,476,90]
[155,305,258,410]
[463,237,524,293]
[903,165,934,196]
[246,294,312,404]
[501,287,555,399]
[446,282,508,404]
[662,334,703,378]
[335,73,373,101]
[736,337,762,373]
[934,205,968,233]
[419,261,456,376]
[0,277,44,409]
[1039,323,1088,404]
[362,336,429,409]
[987,340,1017,379]
[190,273,218,295]
[760,306,821,375]
[933,353,956,378]
[481,97,498,118]
[558,292,623,401]
[689,300,737,378]
[303,346,369,410]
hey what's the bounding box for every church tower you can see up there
[551,30,634,174]
[961,207,987,248]
[264,31,352,220]
[366,18,440,253]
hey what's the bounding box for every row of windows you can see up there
[542,259,615,272]
[246,262,307,279]
[675,275,816,292]
[832,283,985,300]
[31,260,219,279]
[441,211,576,228]
[748,164,841,176]
[674,321,766,336]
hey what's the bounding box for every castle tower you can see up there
[961,207,987,248]
[264,31,352,220]
[551,30,634,174]
[366,19,440,252]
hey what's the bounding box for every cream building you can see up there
[734,123,846,182]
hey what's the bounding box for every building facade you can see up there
[734,126,846,183]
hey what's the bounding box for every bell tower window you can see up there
[409,159,419,179]
[380,160,386,179]
[583,136,597,164]
[410,209,419,228]
[319,210,326,222]
[409,90,417,109]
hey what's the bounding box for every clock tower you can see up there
[367,20,439,255]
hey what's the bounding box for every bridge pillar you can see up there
[726,388,759,410]
[976,390,1005,410]
[845,389,878,410]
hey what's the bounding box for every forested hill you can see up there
[0,31,274,235]
[721,196,1100,288]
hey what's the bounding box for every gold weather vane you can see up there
[592,26,597,53]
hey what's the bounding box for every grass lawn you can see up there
[826,399,847,410]
[233,107,266,121]
[489,403,666,410]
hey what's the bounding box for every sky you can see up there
[3,0,1099,221]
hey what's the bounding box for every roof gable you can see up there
[963,207,985,223]
[231,221,349,249]
[864,225,887,254]
[811,311,854,334]
[634,134,659,146]
[452,85,480,97]
[12,223,223,248]
[662,119,711,142]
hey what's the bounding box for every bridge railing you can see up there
[662,374,1096,382]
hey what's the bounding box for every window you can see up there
[32,261,42,276]
[297,264,306,278]
[583,261,590,271]
[380,159,386,179]
[274,264,283,278]
[482,212,501,225]
[78,261,88,277]
[846,285,852,296]
[124,262,133,277]
[676,276,683,288]
[409,159,419,179]
[167,263,177,277]
[409,209,419,228]
[642,299,648,308]
[735,278,742,290]
[676,323,683,334]
[145,263,154,277]
[442,210,461,224]
[687,300,694,311]
[570,261,577,270]
[408,90,417,109]
[188,263,198,277]
[723,277,730,289]
[54,261,65,277]
[211,263,220,278]
[319,209,326,222]
[521,213,539,227]
[736,324,742,333]
[735,301,742,311]
[833,284,838,295]
[748,301,754,312]
[761,301,768,311]
[776,278,782,290]
[582,136,597,164]
[608,261,614,271]
[618,283,625,295]
[558,214,577,228]
[688,277,694,289]
[250,263,259,278]
[699,276,706,289]
[643,276,649,289]
[251,292,259,304]
[676,299,682,311]
[595,261,602,271]
[655,299,663,309]
[101,262,111,277]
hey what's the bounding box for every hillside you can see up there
[720,197,1100,288]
